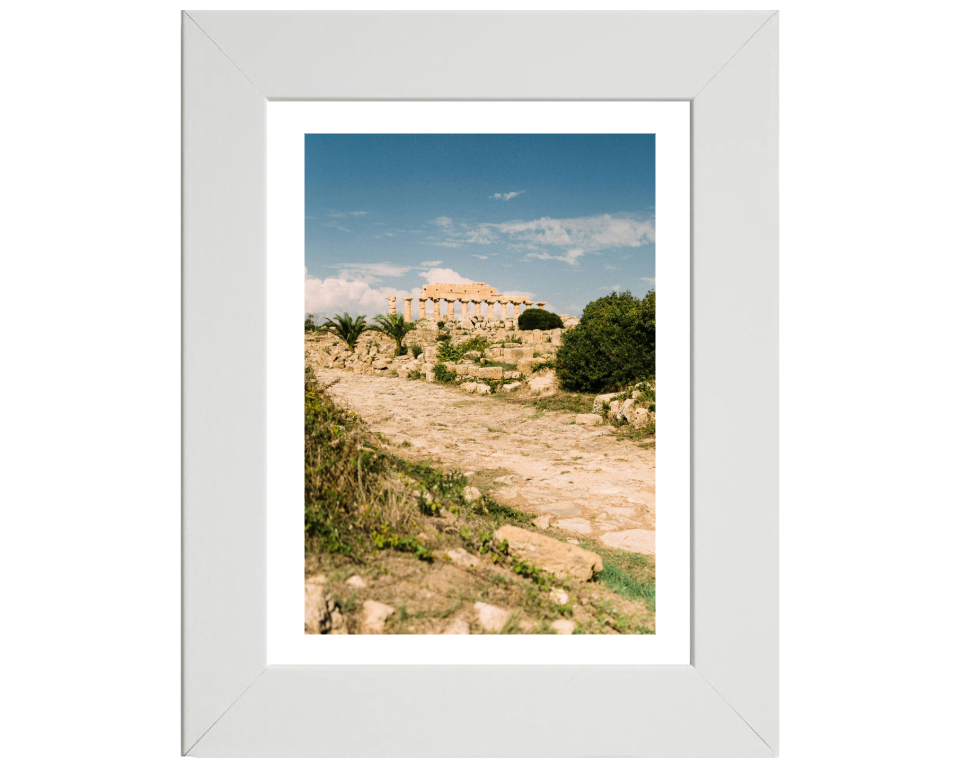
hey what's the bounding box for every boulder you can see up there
[463,350,481,360]
[503,382,521,392]
[474,383,491,395]
[475,367,503,380]
[360,600,395,634]
[502,347,525,363]
[551,619,576,635]
[461,382,479,393]
[575,413,603,426]
[425,372,436,383]
[493,525,603,581]
[463,486,482,502]
[345,575,367,588]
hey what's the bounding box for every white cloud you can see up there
[430,216,453,229]
[327,210,368,218]
[332,261,412,283]
[523,250,582,266]
[420,260,443,267]
[417,267,474,285]
[472,254,488,260]
[496,214,654,253]
[321,223,352,232]
[490,191,525,201]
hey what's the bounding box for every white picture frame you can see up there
[182,10,778,757]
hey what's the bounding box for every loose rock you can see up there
[474,602,511,633]
[445,547,480,567]
[551,619,576,635]
[443,618,471,635]
[493,525,603,581]
[463,486,481,501]
[532,515,551,530]
[304,583,347,634]
[345,575,367,588]
[550,588,569,605]
[360,600,395,634]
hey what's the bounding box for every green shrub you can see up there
[436,336,489,363]
[410,342,423,358]
[432,363,457,384]
[555,290,655,393]
[517,308,564,331]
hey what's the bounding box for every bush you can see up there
[555,290,655,393]
[410,342,423,358]
[432,362,457,384]
[517,308,564,331]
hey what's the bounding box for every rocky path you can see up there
[317,371,656,556]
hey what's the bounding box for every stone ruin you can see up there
[305,281,580,393]
[387,282,544,324]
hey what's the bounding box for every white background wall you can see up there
[1,2,956,766]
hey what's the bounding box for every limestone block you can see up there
[592,392,621,413]
[475,367,503,380]
[475,383,491,395]
[502,347,524,363]
[493,525,603,581]
[516,360,534,374]
[503,382,521,392]
[527,371,557,395]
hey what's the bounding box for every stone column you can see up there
[460,298,469,320]
[446,298,455,322]
[432,299,440,321]
[513,301,522,317]
[403,297,413,322]
[524,301,533,312]
[536,302,545,310]
[387,296,397,316]
[487,300,495,319]
[418,298,426,320]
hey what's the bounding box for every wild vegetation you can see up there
[320,312,369,353]
[555,290,655,393]
[374,313,417,355]
[517,307,564,331]
[304,365,655,634]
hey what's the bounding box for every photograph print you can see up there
[304,134,657,635]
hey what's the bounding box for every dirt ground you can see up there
[314,369,656,556]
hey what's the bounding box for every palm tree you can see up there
[374,313,417,354]
[321,312,368,352]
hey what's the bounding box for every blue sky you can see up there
[305,134,654,319]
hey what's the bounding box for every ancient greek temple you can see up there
[386,282,545,322]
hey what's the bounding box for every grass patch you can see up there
[582,544,656,613]
[531,391,595,415]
